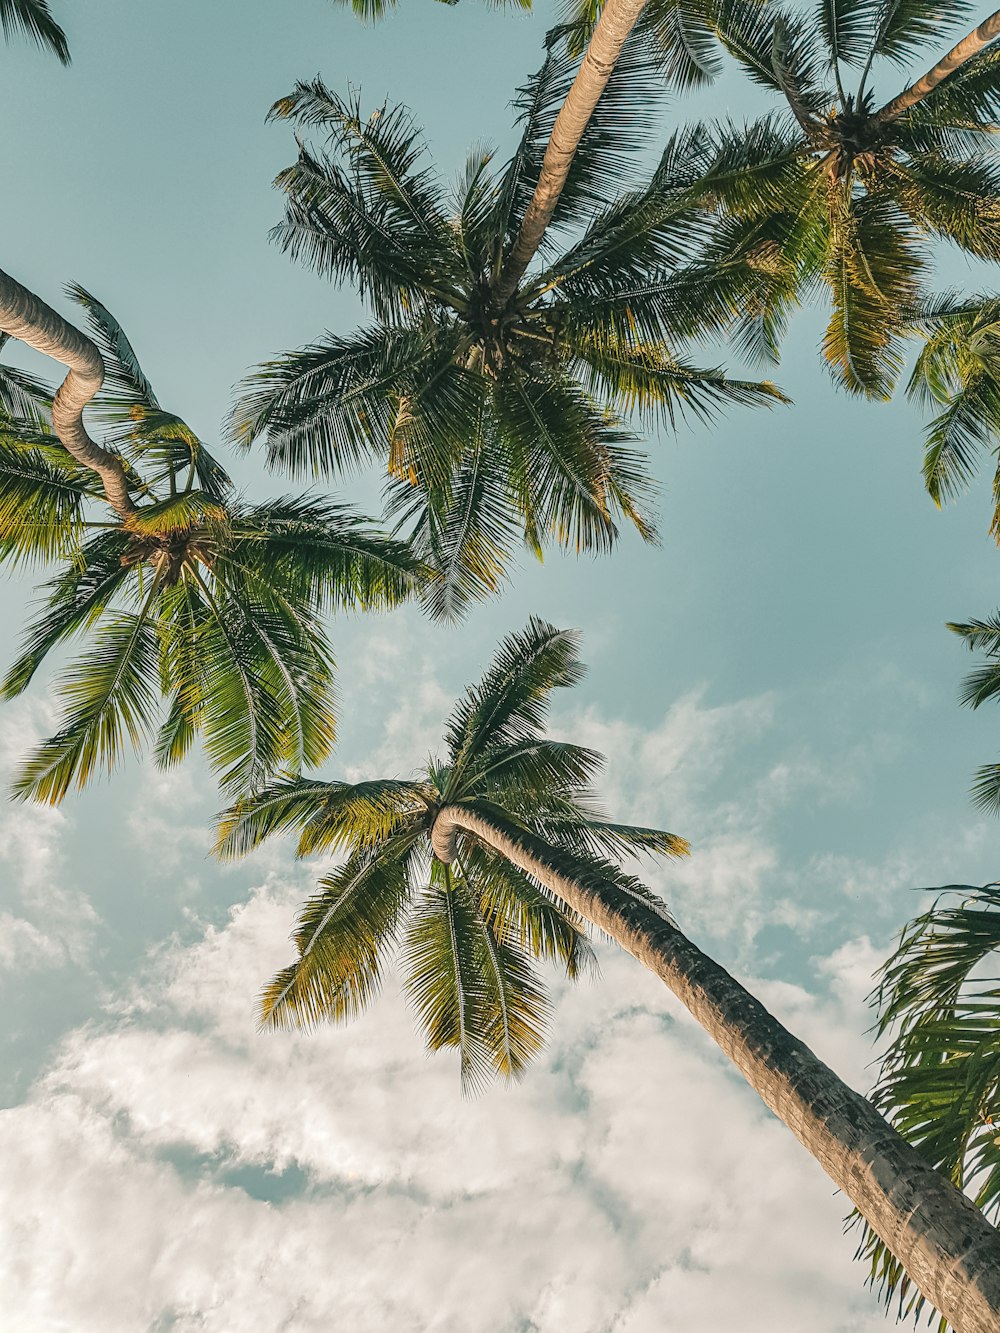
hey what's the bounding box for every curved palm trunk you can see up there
[432,804,1000,1333]
[875,8,1000,123]
[0,268,134,516]
[497,0,648,302]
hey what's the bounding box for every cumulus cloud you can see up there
[0,866,895,1333]
[0,701,97,975]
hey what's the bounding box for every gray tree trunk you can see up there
[0,268,134,516]
[875,8,1000,123]
[497,0,648,301]
[432,803,1000,1333]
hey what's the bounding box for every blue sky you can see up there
[2,2,1000,1329]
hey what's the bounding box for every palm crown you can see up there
[674,0,1000,398]
[230,34,784,618]
[0,286,423,803]
[215,617,687,1090]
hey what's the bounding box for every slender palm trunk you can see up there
[432,804,1000,1333]
[875,8,1000,123]
[497,0,648,302]
[0,268,134,516]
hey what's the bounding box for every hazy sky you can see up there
[2,2,1000,1329]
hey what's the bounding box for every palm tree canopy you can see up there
[215,617,688,1090]
[657,0,1000,399]
[230,34,786,619]
[1,0,69,62]
[856,881,1000,1329]
[0,285,424,803]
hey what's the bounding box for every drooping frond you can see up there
[0,0,69,63]
[261,848,412,1030]
[402,873,496,1093]
[12,605,162,804]
[822,188,923,397]
[0,437,95,567]
[855,882,1000,1327]
[1,531,134,698]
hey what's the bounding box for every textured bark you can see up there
[497,0,648,301]
[875,8,1000,123]
[432,804,1000,1333]
[0,268,134,516]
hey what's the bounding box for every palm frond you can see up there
[261,848,411,1029]
[0,0,69,63]
[1,531,134,698]
[11,606,161,804]
[869,0,975,68]
[402,874,495,1093]
[0,438,94,567]
[444,617,585,775]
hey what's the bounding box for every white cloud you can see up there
[0,701,97,975]
[1,872,896,1333]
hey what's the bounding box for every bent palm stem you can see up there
[432,803,1000,1333]
[0,269,133,515]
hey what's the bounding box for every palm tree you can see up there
[858,881,1000,1331]
[1,0,68,62]
[0,270,423,803]
[230,44,784,618]
[672,0,1000,399]
[218,617,1000,1331]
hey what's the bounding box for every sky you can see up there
[2,1,1000,1329]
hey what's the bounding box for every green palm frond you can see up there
[868,0,975,68]
[225,494,426,614]
[261,848,413,1030]
[0,337,52,423]
[822,190,923,397]
[403,869,509,1093]
[888,154,1000,261]
[444,618,584,776]
[0,0,69,62]
[385,418,523,622]
[816,0,881,69]
[854,882,1000,1329]
[472,848,597,978]
[0,438,95,566]
[906,295,1000,516]
[946,614,1000,814]
[12,603,162,804]
[229,324,433,473]
[1,531,134,698]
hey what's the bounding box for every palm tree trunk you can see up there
[432,804,1000,1333]
[875,8,1000,123]
[497,0,648,302]
[0,268,134,516]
